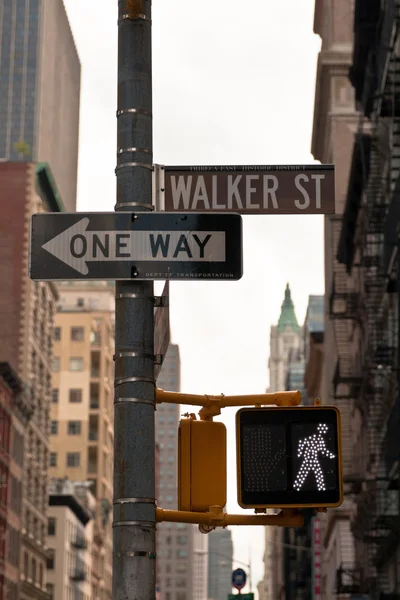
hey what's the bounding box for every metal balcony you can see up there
[333,357,362,400]
[70,569,86,582]
[373,344,396,367]
[330,286,361,321]
[383,177,400,273]
[336,566,362,595]
[376,1,399,100]
[72,535,87,550]
[383,395,400,474]
[338,133,371,273]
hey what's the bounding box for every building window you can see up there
[46,583,54,599]
[50,421,58,435]
[46,549,55,570]
[52,388,59,403]
[50,453,57,467]
[69,357,84,371]
[52,357,60,372]
[68,421,81,435]
[48,518,56,536]
[71,327,84,341]
[69,389,82,403]
[77,298,84,307]
[53,327,61,340]
[177,535,187,545]
[67,452,80,467]
[31,557,36,583]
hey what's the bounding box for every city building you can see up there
[262,284,302,600]
[311,0,360,597]
[155,344,195,599]
[46,478,95,600]
[0,0,81,211]
[0,362,31,600]
[207,528,233,600]
[334,2,400,597]
[50,282,115,600]
[303,296,324,400]
[282,295,324,600]
[257,579,266,600]
[0,161,63,600]
[192,528,208,600]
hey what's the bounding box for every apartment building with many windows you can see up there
[0,161,64,600]
[156,344,196,599]
[46,478,95,600]
[0,363,31,600]
[50,282,115,600]
[0,0,81,211]
[311,0,360,596]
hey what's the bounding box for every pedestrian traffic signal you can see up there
[236,406,343,509]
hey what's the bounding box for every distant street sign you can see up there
[232,568,247,591]
[154,280,170,379]
[163,164,335,214]
[29,212,243,281]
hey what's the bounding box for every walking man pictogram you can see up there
[293,423,335,491]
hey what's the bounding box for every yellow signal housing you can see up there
[178,419,226,512]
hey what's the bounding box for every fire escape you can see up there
[336,1,400,598]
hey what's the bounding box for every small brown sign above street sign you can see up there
[163,165,335,215]
[154,280,170,380]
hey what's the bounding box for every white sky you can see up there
[64,0,322,593]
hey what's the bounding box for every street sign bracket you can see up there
[154,354,163,366]
[156,389,302,421]
[154,295,168,308]
[156,505,304,530]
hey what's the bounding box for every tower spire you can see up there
[277,283,300,332]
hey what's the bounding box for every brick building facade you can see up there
[0,162,63,600]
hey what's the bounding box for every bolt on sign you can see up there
[163,165,335,214]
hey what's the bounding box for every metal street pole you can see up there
[113,1,155,598]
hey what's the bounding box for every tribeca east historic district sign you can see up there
[160,164,335,214]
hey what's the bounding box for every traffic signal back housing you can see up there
[236,406,343,509]
[178,418,226,512]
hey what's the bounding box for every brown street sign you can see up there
[163,165,335,214]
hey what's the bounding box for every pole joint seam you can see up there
[117,147,152,155]
[113,520,155,528]
[114,202,154,211]
[115,162,154,172]
[114,497,155,504]
[114,351,154,360]
[116,108,152,118]
[114,375,155,387]
[114,397,155,407]
[119,13,152,23]
[116,292,157,301]
[115,551,157,558]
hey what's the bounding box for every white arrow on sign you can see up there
[41,218,226,275]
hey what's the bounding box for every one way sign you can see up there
[29,212,243,281]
